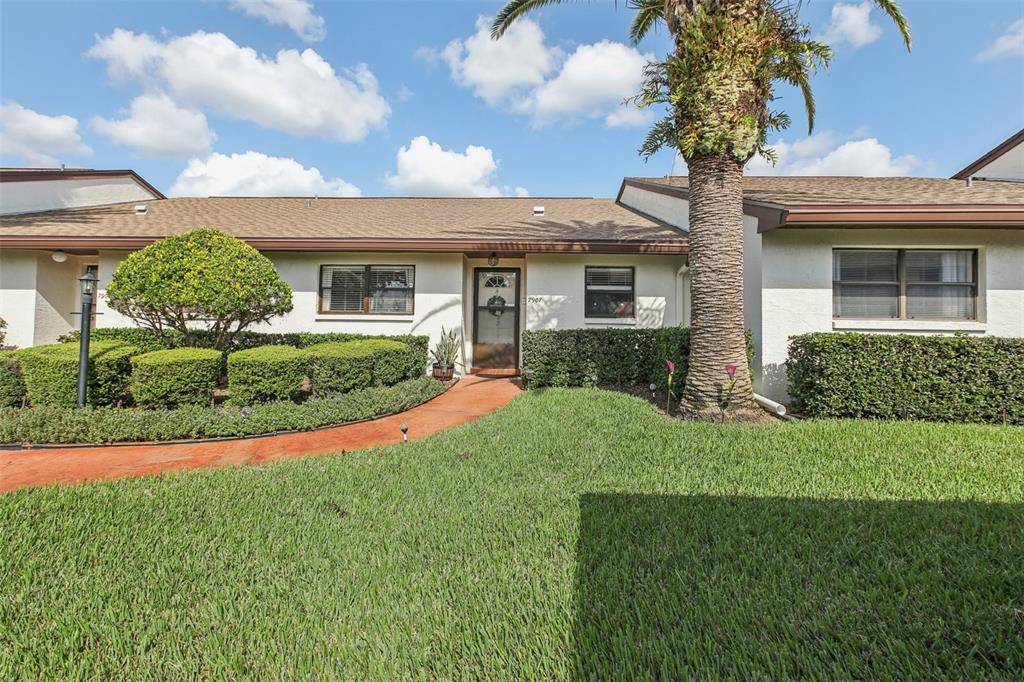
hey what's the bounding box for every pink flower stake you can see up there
[665,359,676,413]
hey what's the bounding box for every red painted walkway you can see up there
[0,376,520,493]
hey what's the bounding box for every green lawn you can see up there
[2,388,1022,679]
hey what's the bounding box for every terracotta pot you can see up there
[432,364,454,381]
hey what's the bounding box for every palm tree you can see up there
[493,0,910,419]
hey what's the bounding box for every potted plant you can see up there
[430,327,461,381]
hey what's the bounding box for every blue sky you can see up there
[1,0,1021,198]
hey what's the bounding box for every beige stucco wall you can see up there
[759,227,1024,402]
[524,252,687,332]
[0,177,157,215]
[33,253,82,345]
[0,250,37,348]
[972,140,1024,181]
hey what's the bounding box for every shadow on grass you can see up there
[574,494,1024,679]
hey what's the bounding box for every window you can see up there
[319,265,415,314]
[833,249,976,320]
[585,266,635,319]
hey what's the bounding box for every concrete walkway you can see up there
[1,376,520,493]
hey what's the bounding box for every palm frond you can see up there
[491,0,575,39]
[872,0,912,50]
[627,0,665,44]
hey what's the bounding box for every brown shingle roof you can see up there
[0,196,686,251]
[627,176,1024,206]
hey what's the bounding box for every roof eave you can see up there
[0,236,688,254]
[951,128,1024,180]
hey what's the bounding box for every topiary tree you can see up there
[106,229,293,351]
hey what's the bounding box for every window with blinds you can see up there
[585,266,635,318]
[319,265,415,314]
[833,249,976,320]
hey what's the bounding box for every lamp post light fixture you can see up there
[649,383,657,401]
[76,270,98,408]
[400,422,409,442]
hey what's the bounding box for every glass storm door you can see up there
[473,268,520,369]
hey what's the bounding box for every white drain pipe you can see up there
[754,393,787,417]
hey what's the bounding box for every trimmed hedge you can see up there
[787,333,1024,424]
[522,327,751,393]
[0,351,25,408]
[131,348,222,408]
[15,341,138,407]
[59,328,429,375]
[0,377,445,444]
[305,340,412,396]
[228,345,307,405]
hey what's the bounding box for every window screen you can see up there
[832,250,899,319]
[833,249,977,320]
[585,267,635,318]
[905,250,975,320]
[320,265,415,314]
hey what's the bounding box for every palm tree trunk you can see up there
[682,152,758,419]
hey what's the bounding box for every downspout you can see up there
[675,262,689,325]
[753,393,788,417]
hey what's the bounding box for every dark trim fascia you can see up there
[0,236,689,254]
[0,169,166,199]
[951,129,1024,180]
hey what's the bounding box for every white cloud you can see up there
[228,0,326,42]
[0,102,92,166]
[819,2,882,48]
[89,29,388,141]
[528,40,652,127]
[436,17,651,128]
[442,16,561,106]
[91,94,214,158]
[976,18,1024,62]
[386,135,524,197]
[170,151,360,197]
[745,131,920,176]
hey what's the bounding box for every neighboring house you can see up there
[1,133,1022,403]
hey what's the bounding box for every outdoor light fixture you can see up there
[650,383,657,400]
[487,252,499,267]
[242,406,252,419]
[522,367,534,388]
[51,250,68,263]
[75,271,98,408]
[400,422,409,442]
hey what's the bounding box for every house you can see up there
[1,132,1022,404]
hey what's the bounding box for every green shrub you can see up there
[787,333,1024,424]
[105,229,292,351]
[228,345,307,405]
[305,339,412,396]
[0,377,445,444]
[60,327,177,353]
[521,327,750,393]
[59,328,429,374]
[0,351,25,407]
[15,341,138,407]
[131,348,222,408]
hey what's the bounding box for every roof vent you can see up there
[134,204,149,215]
[532,205,545,216]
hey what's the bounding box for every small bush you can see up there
[522,327,750,393]
[15,341,138,407]
[0,377,445,444]
[228,345,307,405]
[60,327,177,353]
[0,351,25,407]
[305,340,412,396]
[59,328,429,374]
[787,333,1024,424]
[131,348,222,408]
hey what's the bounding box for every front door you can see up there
[473,268,520,369]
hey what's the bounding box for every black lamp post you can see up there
[76,271,98,408]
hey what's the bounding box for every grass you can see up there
[1,388,1022,679]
